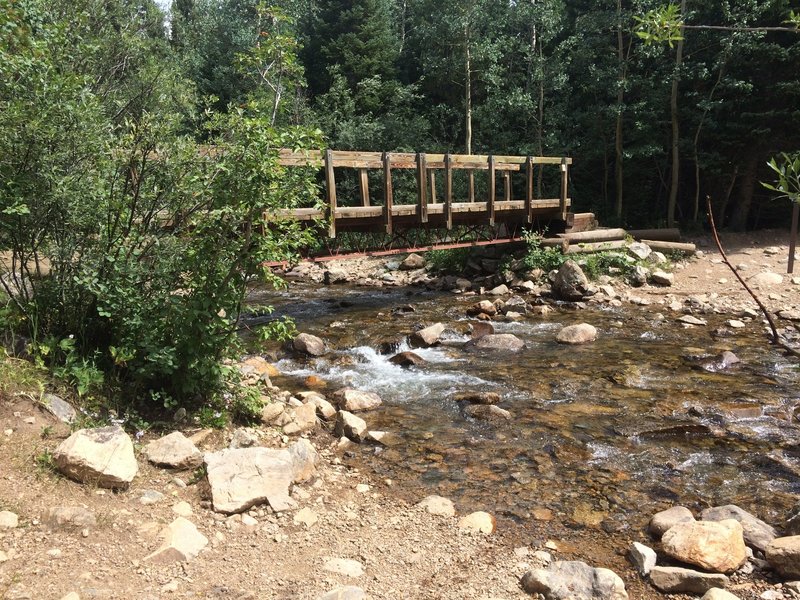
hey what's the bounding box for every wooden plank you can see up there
[429,170,437,204]
[324,149,337,238]
[444,153,453,230]
[487,155,496,226]
[504,171,512,202]
[417,152,428,223]
[359,168,370,207]
[383,152,393,235]
[560,157,569,220]
[525,156,534,223]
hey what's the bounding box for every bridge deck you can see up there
[277,149,573,237]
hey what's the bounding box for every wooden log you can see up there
[359,168,370,207]
[540,238,570,253]
[416,152,428,223]
[557,228,627,242]
[564,240,628,254]
[627,228,681,242]
[640,240,697,255]
[324,149,337,238]
[444,153,453,230]
[487,155,496,226]
[383,152,393,234]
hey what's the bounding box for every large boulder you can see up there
[661,519,747,573]
[701,505,777,553]
[292,333,327,356]
[204,440,316,514]
[408,323,445,348]
[552,261,590,301]
[463,333,524,352]
[520,560,628,600]
[53,426,138,489]
[649,566,729,594]
[332,388,382,412]
[144,432,203,470]
[765,536,800,579]
[556,323,597,344]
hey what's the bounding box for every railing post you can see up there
[324,149,337,238]
[383,152,393,235]
[416,152,428,223]
[444,153,453,230]
[487,154,496,226]
[468,171,475,203]
[429,171,437,204]
[359,168,370,207]
[560,157,569,220]
[525,155,534,223]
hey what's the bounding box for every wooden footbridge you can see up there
[276,149,573,254]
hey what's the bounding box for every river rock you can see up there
[293,333,327,356]
[631,265,649,286]
[470,322,495,339]
[400,253,425,270]
[0,511,18,529]
[553,261,590,301]
[41,393,76,424]
[520,560,628,600]
[702,590,742,600]
[458,511,496,534]
[556,323,597,344]
[261,402,285,424]
[766,536,800,578]
[144,432,203,470]
[319,586,366,600]
[650,270,674,286]
[464,333,524,352]
[283,402,318,435]
[699,351,741,372]
[748,272,783,288]
[288,438,318,483]
[678,315,708,326]
[452,391,500,405]
[408,322,445,347]
[334,411,368,442]
[417,495,456,517]
[464,404,511,422]
[144,517,208,564]
[53,426,138,488]
[629,541,657,576]
[628,242,652,260]
[204,444,315,513]
[388,351,426,367]
[650,506,696,537]
[662,519,747,573]
[488,284,509,296]
[332,388,382,412]
[324,267,348,284]
[649,566,729,594]
[701,505,777,552]
[467,300,497,317]
[305,395,337,420]
[44,507,96,529]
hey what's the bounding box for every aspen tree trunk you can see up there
[667,0,686,228]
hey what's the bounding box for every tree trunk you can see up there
[614,0,625,220]
[729,155,759,231]
[667,0,686,228]
[465,22,472,155]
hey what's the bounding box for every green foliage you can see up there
[634,4,684,47]
[34,448,56,475]
[521,232,567,274]
[763,152,800,204]
[426,248,471,273]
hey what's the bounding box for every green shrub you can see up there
[521,232,567,273]
[426,248,471,273]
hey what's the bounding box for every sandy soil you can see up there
[0,229,798,600]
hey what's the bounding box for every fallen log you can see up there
[557,228,627,243]
[628,228,681,242]
[540,238,569,253]
[564,240,628,254]
[640,240,696,255]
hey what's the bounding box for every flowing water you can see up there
[251,282,800,531]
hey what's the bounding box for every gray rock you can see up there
[334,411,368,442]
[556,323,597,345]
[40,394,76,424]
[631,265,649,286]
[44,507,96,529]
[143,517,208,564]
[204,443,315,514]
[332,388,382,412]
[628,242,653,261]
[464,404,511,423]
[488,284,509,296]
[292,333,327,356]
[678,315,708,326]
[324,267,348,284]
[649,566,729,594]
[144,432,203,470]
[408,323,445,348]
[766,536,800,579]
[520,560,628,600]
[464,333,524,352]
[661,519,747,573]
[260,402,285,424]
[467,300,497,317]
[229,427,260,448]
[701,505,777,553]
[417,495,456,517]
[701,589,742,600]
[283,402,318,435]
[553,261,590,301]
[650,506,695,537]
[400,253,425,270]
[287,438,318,483]
[650,270,674,286]
[140,490,166,505]
[629,541,657,576]
[53,426,137,488]
[319,587,366,600]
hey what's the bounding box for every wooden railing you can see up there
[278,149,572,237]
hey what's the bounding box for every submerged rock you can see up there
[556,323,597,344]
[464,404,511,423]
[463,333,524,352]
[452,391,500,405]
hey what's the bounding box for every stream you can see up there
[251,282,800,533]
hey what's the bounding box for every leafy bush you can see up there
[521,232,567,273]
[426,248,472,273]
